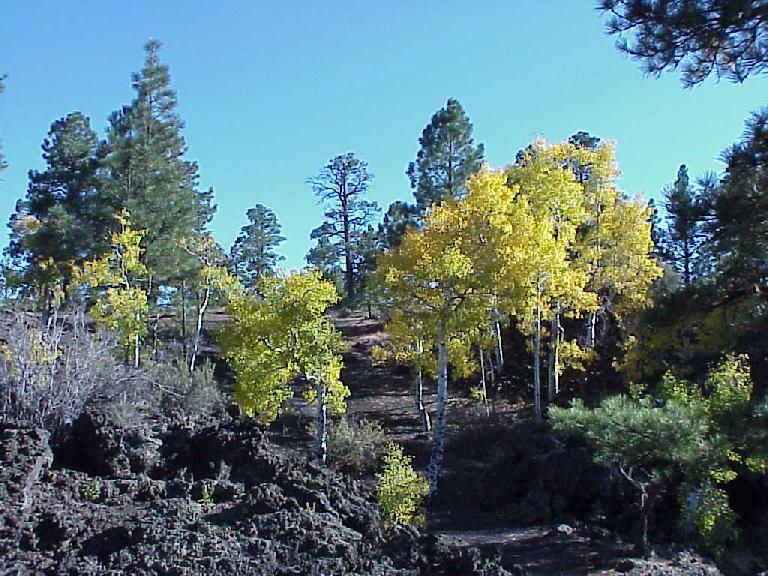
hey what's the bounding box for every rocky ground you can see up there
[0,310,737,575]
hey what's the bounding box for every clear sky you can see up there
[1,1,767,270]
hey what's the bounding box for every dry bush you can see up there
[326,416,386,475]
[146,356,224,418]
[0,310,122,435]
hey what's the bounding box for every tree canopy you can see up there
[230,204,285,290]
[599,0,768,86]
[307,153,379,300]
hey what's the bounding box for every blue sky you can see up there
[1,1,767,270]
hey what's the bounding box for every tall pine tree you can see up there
[307,153,379,300]
[230,204,285,290]
[407,98,484,215]
[663,165,708,287]
[381,99,484,249]
[713,108,768,291]
[7,112,108,295]
[104,39,214,298]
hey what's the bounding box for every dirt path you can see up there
[332,310,638,576]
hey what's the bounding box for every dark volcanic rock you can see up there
[0,407,510,575]
[0,406,726,575]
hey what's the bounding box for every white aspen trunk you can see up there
[189,287,210,373]
[181,279,188,361]
[487,350,498,417]
[585,310,596,349]
[534,286,543,423]
[478,344,490,418]
[415,367,431,432]
[315,377,328,464]
[492,309,504,373]
[415,339,431,432]
[133,333,140,368]
[426,316,448,495]
[548,304,562,402]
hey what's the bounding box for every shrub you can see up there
[326,416,385,474]
[0,310,120,436]
[148,356,224,418]
[376,443,429,527]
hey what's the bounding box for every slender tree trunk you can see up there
[478,343,490,419]
[492,309,504,373]
[146,274,155,357]
[617,465,654,557]
[427,316,448,495]
[534,284,543,423]
[548,304,562,402]
[315,377,328,464]
[415,367,431,432]
[134,309,141,368]
[639,487,650,556]
[189,287,210,372]
[487,350,498,418]
[415,339,431,432]
[585,310,596,349]
[342,197,354,300]
[181,279,188,361]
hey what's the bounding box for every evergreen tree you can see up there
[407,98,484,215]
[380,99,483,250]
[306,233,343,291]
[599,0,768,86]
[104,40,214,295]
[7,112,108,294]
[662,165,708,287]
[567,130,601,184]
[307,153,379,299]
[379,200,418,249]
[230,204,285,290]
[712,108,768,290]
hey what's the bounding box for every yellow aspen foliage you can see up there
[218,269,348,425]
[74,211,148,363]
[376,443,429,527]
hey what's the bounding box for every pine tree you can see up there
[379,200,419,249]
[599,0,768,86]
[663,165,708,287]
[712,108,768,290]
[407,98,484,216]
[7,112,108,298]
[104,39,215,296]
[230,204,285,290]
[307,153,379,300]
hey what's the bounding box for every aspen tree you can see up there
[573,142,662,350]
[371,307,436,432]
[376,220,484,493]
[508,142,594,419]
[182,234,241,371]
[377,170,530,492]
[218,270,348,464]
[75,211,148,367]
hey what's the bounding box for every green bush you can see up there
[376,443,429,527]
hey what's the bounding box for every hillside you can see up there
[0,309,726,575]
